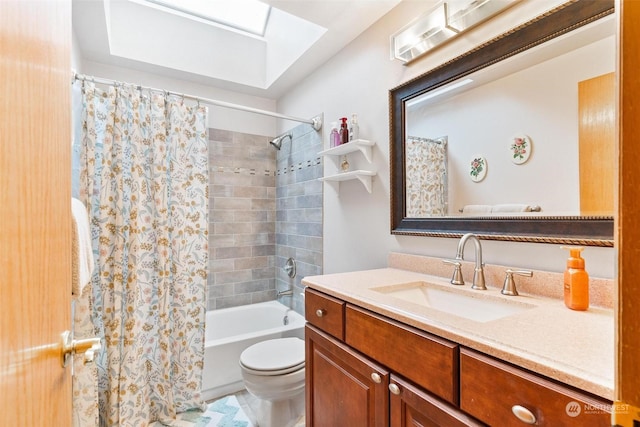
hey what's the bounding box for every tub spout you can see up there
[277,289,293,297]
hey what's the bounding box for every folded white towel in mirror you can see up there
[491,204,532,212]
[462,204,493,213]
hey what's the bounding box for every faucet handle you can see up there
[502,269,533,296]
[443,259,464,286]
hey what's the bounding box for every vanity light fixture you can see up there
[391,0,519,64]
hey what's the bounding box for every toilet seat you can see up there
[240,337,305,376]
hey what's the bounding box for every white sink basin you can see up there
[372,281,535,322]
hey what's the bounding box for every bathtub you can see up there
[201,300,305,401]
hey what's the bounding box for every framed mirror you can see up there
[389,0,614,247]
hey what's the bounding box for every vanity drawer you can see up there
[460,348,611,426]
[345,304,459,405]
[305,288,345,340]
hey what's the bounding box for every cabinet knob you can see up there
[315,309,326,318]
[511,405,536,424]
[371,373,381,383]
[388,383,401,395]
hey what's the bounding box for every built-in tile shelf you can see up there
[319,170,376,193]
[319,139,376,193]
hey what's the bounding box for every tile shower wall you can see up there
[208,129,277,310]
[275,121,323,315]
[208,121,323,314]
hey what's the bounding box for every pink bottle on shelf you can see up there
[330,122,340,147]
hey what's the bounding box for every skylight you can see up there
[144,0,271,36]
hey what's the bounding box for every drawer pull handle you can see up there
[315,309,326,318]
[388,383,401,395]
[511,405,536,424]
[371,373,381,383]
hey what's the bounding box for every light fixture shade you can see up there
[445,0,518,33]
[391,4,456,63]
[391,0,519,64]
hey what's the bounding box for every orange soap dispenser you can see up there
[561,246,589,311]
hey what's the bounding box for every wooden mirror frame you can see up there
[389,0,614,247]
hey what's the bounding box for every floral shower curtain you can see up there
[78,81,209,426]
[405,136,448,217]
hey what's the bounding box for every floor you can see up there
[233,389,306,427]
[148,389,305,427]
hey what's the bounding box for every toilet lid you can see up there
[240,337,305,372]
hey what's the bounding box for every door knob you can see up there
[60,330,101,367]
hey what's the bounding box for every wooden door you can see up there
[617,0,640,421]
[305,325,389,427]
[578,72,615,215]
[0,1,72,426]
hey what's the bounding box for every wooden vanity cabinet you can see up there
[304,289,611,427]
[305,289,478,427]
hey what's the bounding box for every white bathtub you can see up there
[201,300,305,401]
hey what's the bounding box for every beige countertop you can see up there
[302,258,614,400]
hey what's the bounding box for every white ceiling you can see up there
[72,0,402,99]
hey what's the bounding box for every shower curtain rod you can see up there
[72,72,322,131]
[408,135,447,145]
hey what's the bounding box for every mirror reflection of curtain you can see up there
[405,136,448,217]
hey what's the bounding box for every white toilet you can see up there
[239,337,305,427]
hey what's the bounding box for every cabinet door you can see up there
[389,375,485,427]
[306,325,389,427]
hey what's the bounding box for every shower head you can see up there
[269,133,292,150]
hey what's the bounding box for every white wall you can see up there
[277,0,615,278]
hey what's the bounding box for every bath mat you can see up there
[203,395,254,427]
[153,395,254,427]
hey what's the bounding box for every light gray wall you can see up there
[277,0,615,279]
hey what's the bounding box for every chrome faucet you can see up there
[455,233,487,290]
